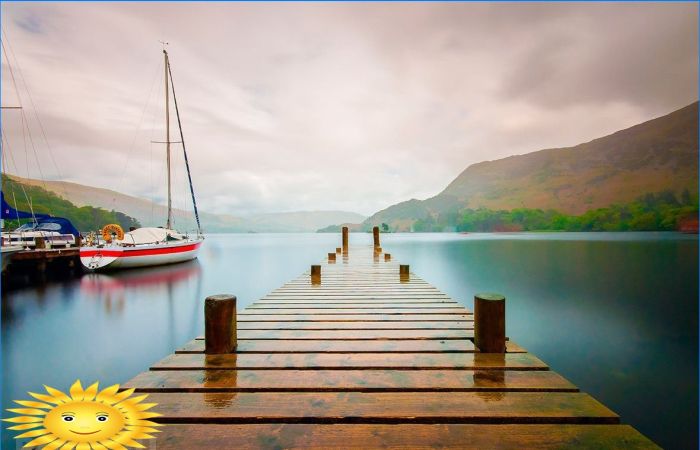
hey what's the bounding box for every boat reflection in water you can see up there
[80,259,203,351]
[81,259,202,295]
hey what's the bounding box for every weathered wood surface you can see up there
[176,338,483,353]
[126,369,578,392]
[235,320,473,329]
[205,328,475,339]
[151,352,549,370]
[124,245,656,448]
[11,247,80,261]
[234,313,472,322]
[148,424,660,449]
[124,391,620,424]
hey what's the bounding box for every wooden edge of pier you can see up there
[123,236,659,449]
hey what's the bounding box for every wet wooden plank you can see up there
[150,424,660,449]
[270,288,443,292]
[248,303,461,309]
[275,283,436,286]
[263,294,452,299]
[235,314,471,322]
[256,299,459,304]
[125,369,577,392]
[176,339,478,354]
[151,352,549,371]
[236,321,473,330]
[239,308,469,315]
[208,329,474,340]
[145,391,620,424]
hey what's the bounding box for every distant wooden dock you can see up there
[3,247,81,285]
[124,230,658,448]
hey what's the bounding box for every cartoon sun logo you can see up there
[3,380,162,449]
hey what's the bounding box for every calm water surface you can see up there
[2,233,697,449]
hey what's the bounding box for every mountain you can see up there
[246,211,366,233]
[1,175,140,232]
[365,102,699,231]
[5,175,365,233]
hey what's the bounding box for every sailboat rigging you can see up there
[80,49,204,271]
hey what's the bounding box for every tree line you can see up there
[2,175,140,233]
[412,190,698,232]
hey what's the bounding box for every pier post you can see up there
[373,226,380,249]
[342,227,348,252]
[204,294,237,354]
[328,252,336,263]
[336,247,341,254]
[35,237,46,249]
[311,264,321,284]
[385,253,391,261]
[474,293,506,353]
[399,264,410,283]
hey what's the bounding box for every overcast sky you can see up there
[1,3,697,217]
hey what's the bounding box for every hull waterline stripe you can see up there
[81,242,201,258]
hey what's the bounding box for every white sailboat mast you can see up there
[164,49,172,230]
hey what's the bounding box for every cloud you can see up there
[1,3,696,217]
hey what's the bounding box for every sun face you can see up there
[3,380,162,449]
[43,401,126,443]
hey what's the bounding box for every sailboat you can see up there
[80,49,204,271]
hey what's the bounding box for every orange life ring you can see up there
[102,224,124,242]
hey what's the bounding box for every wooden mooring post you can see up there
[328,252,336,263]
[342,226,349,253]
[122,237,657,448]
[474,293,506,353]
[204,294,237,354]
[373,226,380,249]
[311,264,321,284]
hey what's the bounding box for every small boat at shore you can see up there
[81,48,204,271]
[1,193,80,251]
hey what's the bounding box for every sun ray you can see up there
[125,426,160,433]
[14,400,53,409]
[25,433,59,447]
[83,383,100,401]
[121,394,149,405]
[43,438,67,450]
[134,402,158,411]
[95,385,120,404]
[7,407,49,416]
[44,386,72,403]
[111,389,135,404]
[3,416,44,423]
[5,380,162,449]
[29,392,66,405]
[15,428,51,439]
[101,440,128,450]
[7,423,44,431]
[69,381,86,402]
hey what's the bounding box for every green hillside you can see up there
[365,102,699,231]
[410,190,698,232]
[2,175,140,233]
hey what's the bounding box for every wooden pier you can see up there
[3,247,81,285]
[124,232,657,448]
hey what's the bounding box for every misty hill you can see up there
[1,175,140,232]
[6,175,365,233]
[365,102,699,231]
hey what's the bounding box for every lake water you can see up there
[2,232,697,449]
